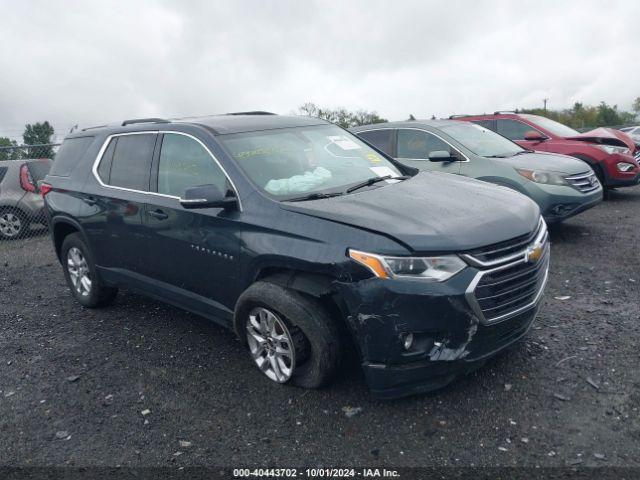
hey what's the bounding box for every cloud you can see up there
[0,0,637,142]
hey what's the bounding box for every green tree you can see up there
[632,97,640,117]
[23,121,55,158]
[297,102,387,128]
[0,137,21,160]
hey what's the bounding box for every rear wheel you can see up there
[236,281,342,389]
[0,209,27,240]
[61,233,118,307]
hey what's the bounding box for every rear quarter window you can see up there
[0,166,7,183]
[49,136,96,177]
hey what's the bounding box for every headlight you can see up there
[617,162,636,172]
[515,168,568,186]
[597,144,630,155]
[348,249,466,281]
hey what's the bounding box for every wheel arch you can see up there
[51,216,88,262]
[234,267,354,351]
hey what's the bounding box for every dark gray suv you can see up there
[0,159,52,239]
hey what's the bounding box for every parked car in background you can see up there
[0,159,52,239]
[620,126,640,143]
[42,114,549,399]
[453,112,640,193]
[351,120,602,223]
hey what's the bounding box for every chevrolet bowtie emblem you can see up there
[524,244,543,263]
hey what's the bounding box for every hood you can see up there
[281,172,540,253]
[566,127,636,150]
[494,151,593,175]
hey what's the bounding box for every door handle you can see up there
[148,209,169,220]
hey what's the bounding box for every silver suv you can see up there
[0,159,52,239]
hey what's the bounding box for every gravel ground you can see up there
[1,187,639,469]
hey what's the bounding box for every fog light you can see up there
[402,333,414,351]
[550,204,576,216]
[617,162,635,173]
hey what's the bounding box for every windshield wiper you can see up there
[285,192,345,202]
[345,175,409,194]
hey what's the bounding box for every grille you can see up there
[634,150,640,162]
[564,171,600,193]
[463,218,549,324]
[461,219,544,267]
[472,245,549,323]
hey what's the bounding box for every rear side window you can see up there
[49,136,95,176]
[472,120,496,131]
[397,129,451,159]
[357,129,394,155]
[0,166,7,183]
[98,134,156,191]
[496,119,537,140]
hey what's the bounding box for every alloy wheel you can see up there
[67,247,92,296]
[0,212,22,238]
[246,307,296,383]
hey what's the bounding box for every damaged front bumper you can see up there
[337,258,547,400]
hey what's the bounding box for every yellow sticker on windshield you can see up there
[366,153,382,163]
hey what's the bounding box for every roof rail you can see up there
[225,111,276,116]
[81,124,108,131]
[493,110,519,115]
[448,114,472,119]
[121,118,170,126]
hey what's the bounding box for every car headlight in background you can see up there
[597,144,630,155]
[616,162,636,172]
[348,249,466,281]
[515,168,568,186]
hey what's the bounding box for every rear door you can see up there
[395,128,461,174]
[143,132,240,312]
[88,132,158,272]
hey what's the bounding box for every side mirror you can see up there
[180,184,238,210]
[428,150,455,162]
[524,130,547,142]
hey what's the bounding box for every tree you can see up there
[297,102,387,128]
[632,97,640,117]
[0,137,20,160]
[23,121,55,158]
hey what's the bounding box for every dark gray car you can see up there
[0,159,52,239]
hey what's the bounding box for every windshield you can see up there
[220,125,404,199]
[440,123,525,157]
[519,114,579,137]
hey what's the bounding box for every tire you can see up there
[235,281,342,389]
[60,233,118,308]
[0,208,28,240]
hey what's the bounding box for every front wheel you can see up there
[235,281,342,389]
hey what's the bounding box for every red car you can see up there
[454,112,640,191]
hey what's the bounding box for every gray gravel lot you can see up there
[1,188,639,469]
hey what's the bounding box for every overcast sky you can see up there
[0,0,638,142]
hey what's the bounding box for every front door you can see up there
[395,128,461,174]
[143,132,241,314]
